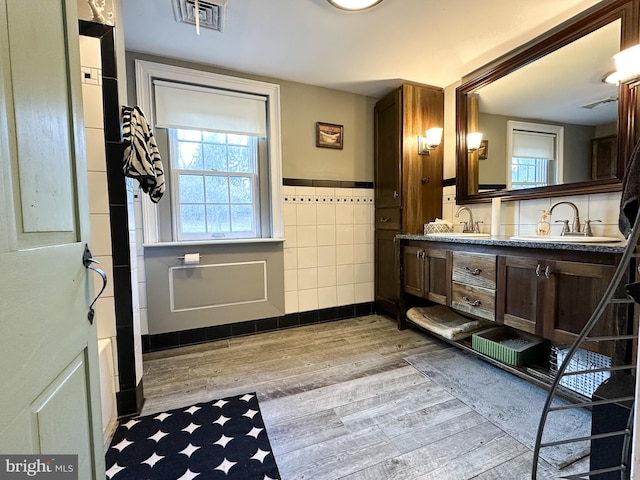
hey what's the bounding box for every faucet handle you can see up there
[584,219,601,237]
[474,221,483,233]
[555,219,570,235]
[459,221,470,232]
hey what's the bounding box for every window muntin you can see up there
[170,128,260,240]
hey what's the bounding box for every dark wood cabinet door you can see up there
[375,230,399,313]
[591,135,617,180]
[497,256,541,335]
[402,245,424,298]
[374,89,402,209]
[425,248,450,305]
[541,260,615,352]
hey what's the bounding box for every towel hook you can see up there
[83,244,108,325]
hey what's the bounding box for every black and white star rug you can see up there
[105,393,281,480]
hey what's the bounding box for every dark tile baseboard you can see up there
[142,302,375,353]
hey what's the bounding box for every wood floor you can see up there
[141,314,587,479]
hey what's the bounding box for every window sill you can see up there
[143,237,286,248]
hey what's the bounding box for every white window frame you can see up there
[506,120,564,190]
[169,130,260,241]
[135,60,283,244]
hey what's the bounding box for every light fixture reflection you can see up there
[467,132,483,152]
[327,0,383,11]
[614,44,640,86]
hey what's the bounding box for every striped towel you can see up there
[122,105,165,203]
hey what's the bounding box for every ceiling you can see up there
[121,0,605,99]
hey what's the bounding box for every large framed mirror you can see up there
[456,0,640,204]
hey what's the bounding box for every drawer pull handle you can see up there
[464,266,482,275]
[462,296,481,307]
[380,217,390,223]
[536,264,542,277]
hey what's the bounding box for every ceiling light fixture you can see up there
[327,0,383,11]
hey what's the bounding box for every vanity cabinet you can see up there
[451,252,497,321]
[374,83,444,314]
[399,238,629,360]
[402,244,450,304]
[497,255,616,352]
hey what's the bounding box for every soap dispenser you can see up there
[536,210,551,235]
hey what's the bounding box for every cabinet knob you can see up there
[464,266,482,275]
[462,296,481,307]
[393,191,399,199]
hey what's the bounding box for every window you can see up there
[507,121,564,190]
[170,129,260,240]
[135,60,283,244]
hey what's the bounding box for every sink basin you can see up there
[510,235,622,243]
[425,232,491,238]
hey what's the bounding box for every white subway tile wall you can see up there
[81,38,120,399]
[283,186,375,313]
[443,186,624,239]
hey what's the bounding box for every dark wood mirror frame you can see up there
[455,0,640,204]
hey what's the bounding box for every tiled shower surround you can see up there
[282,186,375,313]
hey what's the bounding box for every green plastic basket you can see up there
[472,327,545,366]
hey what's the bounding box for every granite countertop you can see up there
[397,234,627,253]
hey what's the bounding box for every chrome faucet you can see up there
[549,201,581,235]
[455,207,478,233]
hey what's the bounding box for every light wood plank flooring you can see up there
[141,314,587,479]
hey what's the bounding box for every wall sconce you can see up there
[467,132,483,152]
[418,127,443,155]
[613,44,640,87]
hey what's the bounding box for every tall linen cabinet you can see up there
[374,83,444,315]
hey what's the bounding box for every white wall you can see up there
[79,35,118,442]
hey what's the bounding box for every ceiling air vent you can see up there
[580,95,618,110]
[172,0,226,32]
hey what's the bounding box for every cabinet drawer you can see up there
[451,281,496,321]
[452,252,497,289]
[376,208,401,230]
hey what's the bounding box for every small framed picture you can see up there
[479,140,488,160]
[316,122,344,149]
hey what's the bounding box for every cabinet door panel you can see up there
[375,230,399,313]
[374,89,401,209]
[403,246,424,297]
[497,256,540,335]
[426,249,450,305]
[543,260,615,349]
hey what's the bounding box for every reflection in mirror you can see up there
[456,0,638,204]
[474,21,620,192]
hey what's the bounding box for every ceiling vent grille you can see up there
[172,0,226,32]
[580,95,618,110]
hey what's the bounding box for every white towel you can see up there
[122,106,165,203]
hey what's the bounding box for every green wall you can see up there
[125,51,375,182]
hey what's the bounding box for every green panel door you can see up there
[0,0,104,477]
